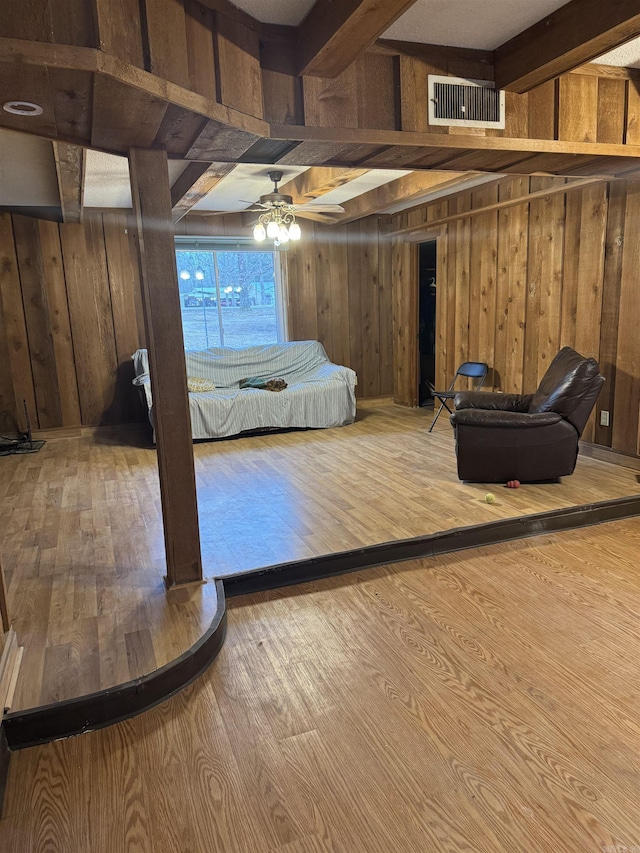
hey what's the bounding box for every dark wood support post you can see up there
[128,148,203,587]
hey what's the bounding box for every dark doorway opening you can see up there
[418,240,437,407]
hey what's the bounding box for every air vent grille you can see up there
[428,76,505,129]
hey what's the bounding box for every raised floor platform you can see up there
[0,400,638,726]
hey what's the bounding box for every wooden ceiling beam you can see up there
[297,0,420,78]
[170,162,237,222]
[278,167,369,203]
[52,142,85,224]
[332,171,472,225]
[494,0,640,93]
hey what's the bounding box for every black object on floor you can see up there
[0,400,46,456]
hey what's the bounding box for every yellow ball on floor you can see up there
[485,493,496,504]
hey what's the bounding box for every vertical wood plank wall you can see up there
[390,177,640,456]
[283,218,394,399]
[0,211,145,433]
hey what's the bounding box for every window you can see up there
[174,238,286,350]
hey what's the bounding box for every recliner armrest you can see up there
[454,391,533,412]
[450,409,562,428]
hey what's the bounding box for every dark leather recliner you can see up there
[449,347,605,483]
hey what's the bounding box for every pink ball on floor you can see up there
[506,480,521,489]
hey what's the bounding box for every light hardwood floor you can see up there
[0,399,638,711]
[1,519,639,852]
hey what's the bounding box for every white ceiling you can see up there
[83,151,188,208]
[227,0,640,64]
[0,129,59,206]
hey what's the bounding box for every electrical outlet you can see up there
[600,410,610,427]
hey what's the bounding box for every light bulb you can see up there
[253,222,266,241]
[266,220,279,239]
[278,225,290,243]
[289,222,301,241]
[179,270,191,280]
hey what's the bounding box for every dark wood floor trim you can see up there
[1,581,227,751]
[223,494,640,597]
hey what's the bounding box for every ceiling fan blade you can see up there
[294,210,340,224]
[293,203,345,214]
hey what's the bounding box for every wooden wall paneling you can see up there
[314,229,334,360]
[359,217,381,397]
[494,178,529,394]
[142,0,190,88]
[612,180,640,455]
[558,75,599,142]
[102,213,146,423]
[535,186,566,387]
[452,194,472,383]
[11,216,63,429]
[37,220,81,426]
[295,225,319,343]
[597,78,627,144]
[214,13,263,118]
[48,0,97,47]
[522,183,545,392]
[327,228,351,378]
[344,222,364,397]
[573,183,608,358]
[0,214,36,432]
[357,53,399,131]
[594,181,626,447]
[574,183,608,442]
[468,186,498,384]
[625,81,640,144]
[0,288,18,434]
[184,0,217,101]
[527,80,557,140]
[398,55,446,134]
[377,227,394,395]
[559,188,582,352]
[303,64,359,129]
[391,237,417,406]
[282,246,298,342]
[94,0,145,66]
[261,68,304,125]
[59,216,120,425]
[433,224,450,393]
[0,2,52,41]
[128,147,202,586]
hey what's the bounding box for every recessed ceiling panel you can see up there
[192,164,309,211]
[307,170,412,206]
[226,0,315,25]
[384,0,568,49]
[0,129,59,207]
[84,151,188,208]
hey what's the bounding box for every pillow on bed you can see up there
[187,376,216,392]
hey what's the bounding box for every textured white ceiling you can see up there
[192,164,308,211]
[383,0,568,49]
[227,0,640,67]
[83,151,187,208]
[230,0,315,25]
[0,129,59,206]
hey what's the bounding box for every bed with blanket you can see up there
[132,340,357,440]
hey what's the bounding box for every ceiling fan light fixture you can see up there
[289,222,301,241]
[266,220,280,239]
[278,225,290,244]
[253,222,266,241]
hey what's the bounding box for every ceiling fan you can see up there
[242,171,345,217]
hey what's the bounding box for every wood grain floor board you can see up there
[0,399,638,714]
[2,519,640,850]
